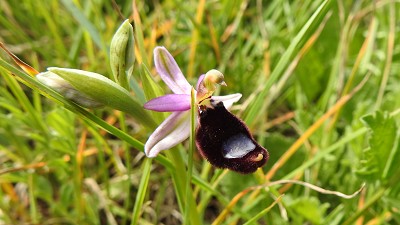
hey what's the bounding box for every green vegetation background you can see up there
[0,0,399,224]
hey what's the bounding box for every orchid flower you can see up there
[143,46,242,158]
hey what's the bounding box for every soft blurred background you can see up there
[0,0,399,224]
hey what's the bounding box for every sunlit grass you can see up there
[1,0,400,224]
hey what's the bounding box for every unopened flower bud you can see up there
[45,67,157,128]
[37,71,104,108]
[110,19,135,90]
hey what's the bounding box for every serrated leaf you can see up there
[288,196,329,224]
[356,111,399,181]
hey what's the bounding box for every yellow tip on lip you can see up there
[252,153,264,162]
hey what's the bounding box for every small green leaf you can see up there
[139,63,166,123]
[356,111,399,181]
[139,63,164,101]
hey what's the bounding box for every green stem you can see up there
[28,174,38,224]
[184,88,197,224]
[166,149,201,225]
[119,113,131,225]
[131,158,152,225]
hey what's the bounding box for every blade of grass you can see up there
[1,69,47,134]
[242,195,283,225]
[212,185,266,225]
[74,129,87,222]
[61,0,104,50]
[130,158,152,225]
[119,112,132,225]
[220,0,249,42]
[265,73,370,181]
[328,17,377,129]
[0,58,173,170]
[35,1,68,57]
[132,0,149,67]
[375,0,395,109]
[244,0,332,126]
[166,149,201,225]
[282,127,368,180]
[187,0,206,79]
[28,174,38,224]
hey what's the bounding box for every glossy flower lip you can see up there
[144,46,242,158]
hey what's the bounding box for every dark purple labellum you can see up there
[196,102,269,173]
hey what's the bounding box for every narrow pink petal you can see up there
[211,93,242,109]
[196,74,205,90]
[145,111,190,157]
[144,94,191,112]
[154,47,191,94]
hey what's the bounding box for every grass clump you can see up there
[1,0,400,224]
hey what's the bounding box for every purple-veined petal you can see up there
[154,46,191,94]
[145,111,191,157]
[212,93,242,109]
[144,94,191,112]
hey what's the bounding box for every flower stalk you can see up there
[184,87,197,224]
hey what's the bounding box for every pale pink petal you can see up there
[154,46,191,94]
[211,93,242,109]
[196,74,205,90]
[144,94,191,112]
[145,111,191,157]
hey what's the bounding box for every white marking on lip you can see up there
[222,133,255,159]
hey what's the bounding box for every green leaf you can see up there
[356,111,399,181]
[130,158,152,225]
[288,196,329,224]
[243,0,333,126]
[139,63,166,123]
[60,0,103,50]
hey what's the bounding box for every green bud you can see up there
[110,19,135,90]
[47,67,156,128]
[37,71,104,108]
